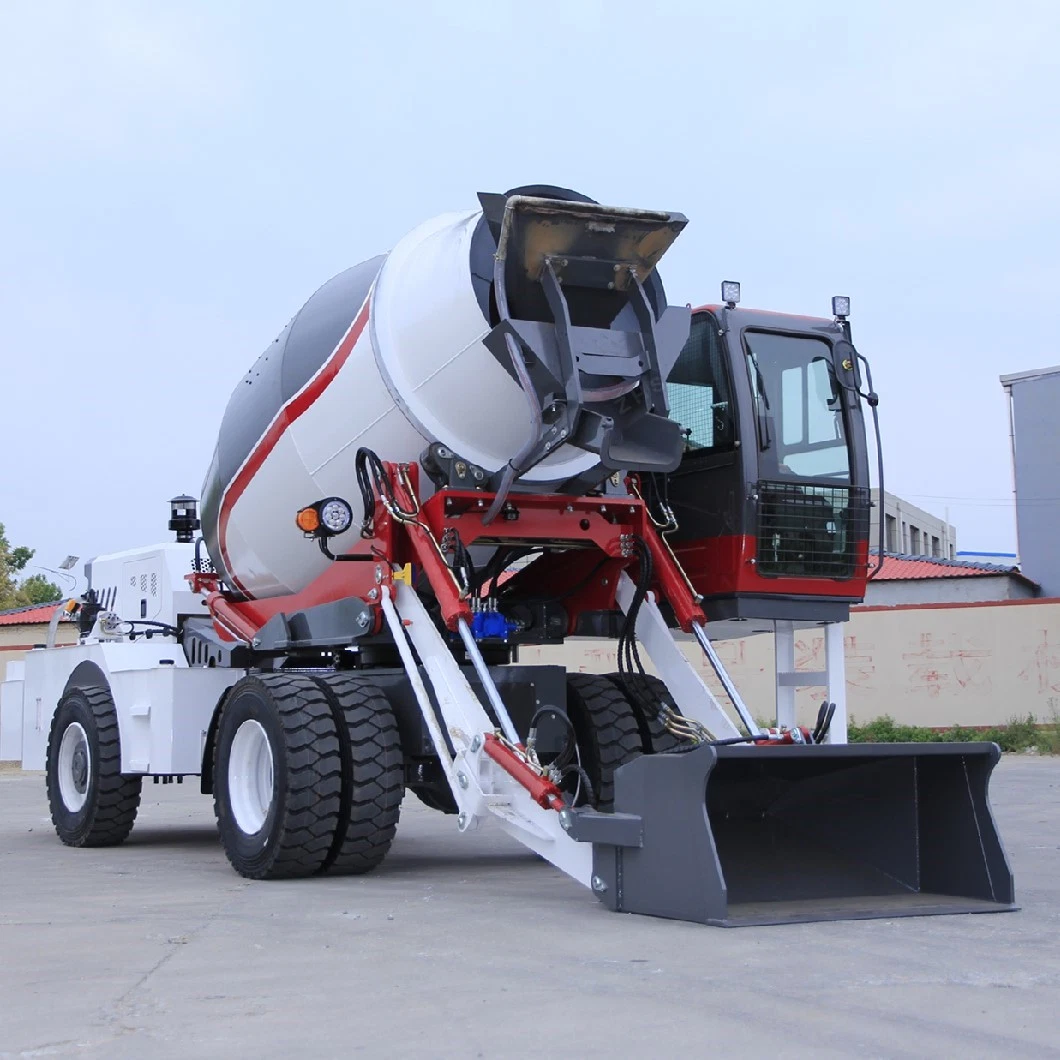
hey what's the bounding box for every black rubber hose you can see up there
[560,764,595,807]
[529,706,576,770]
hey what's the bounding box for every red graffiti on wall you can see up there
[845,634,878,690]
[1017,629,1060,694]
[794,636,824,671]
[902,632,992,698]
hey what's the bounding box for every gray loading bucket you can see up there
[578,742,1016,927]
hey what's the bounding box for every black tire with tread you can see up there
[312,673,404,875]
[564,673,642,811]
[46,685,142,847]
[213,673,341,879]
[604,672,689,754]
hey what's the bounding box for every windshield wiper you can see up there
[747,349,772,449]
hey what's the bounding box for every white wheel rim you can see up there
[228,720,275,835]
[58,722,91,812]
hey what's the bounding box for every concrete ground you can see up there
[0,758,1057,1059]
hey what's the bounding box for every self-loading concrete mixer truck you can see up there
[1,186,1014,926]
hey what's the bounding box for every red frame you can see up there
[202,468,407,642]
[202,462,708,642]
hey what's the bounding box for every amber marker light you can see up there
[296,507,320,533]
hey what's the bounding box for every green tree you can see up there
[18,573,64,605]
[0,523,62,610]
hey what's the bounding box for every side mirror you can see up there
[832,340,862,392]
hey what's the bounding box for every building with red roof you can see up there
[0,602,68,627]
[862,552,1038,607]
[0,601,77,685]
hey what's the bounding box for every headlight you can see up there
[295,497,353,536]
[319,498,353,535]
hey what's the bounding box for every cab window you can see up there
[665,313,736,453]
[744,330,849,481]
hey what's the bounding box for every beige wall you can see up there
[520,599,1060,729]
[6,602,1058,730]
[0,624,80,683]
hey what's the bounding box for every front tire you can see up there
[564,674,642,812]
[313,674,404,875]
[605,672,689,754]
[213,673,342,879]
[46,685,142,847]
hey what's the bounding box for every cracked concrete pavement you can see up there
[1,757,1058,1058]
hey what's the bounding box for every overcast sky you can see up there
[2,1,1057,589]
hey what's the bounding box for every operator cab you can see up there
[659,287,873,623]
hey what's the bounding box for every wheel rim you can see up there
[58,722,91,812]
[228,720,274,834]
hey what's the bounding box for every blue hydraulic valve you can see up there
[469,597,518,642]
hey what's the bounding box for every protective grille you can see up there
[756,481,869,579]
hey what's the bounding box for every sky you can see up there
[1,0,1058,592]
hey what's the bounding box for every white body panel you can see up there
[15,641,237,773]
[86,543,209,627]
[1,544,235,771]
[220,209,596,600]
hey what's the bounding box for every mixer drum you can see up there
[200,188,689,599]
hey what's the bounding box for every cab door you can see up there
[660,310,749,596]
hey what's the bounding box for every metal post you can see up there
[775,620,796,730]
[46,600,76,650]
[691,622,761,737]
[824,622,848,744]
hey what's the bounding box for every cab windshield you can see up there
[744,331,849,481]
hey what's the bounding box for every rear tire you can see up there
[213,673,341,879]
[46,685,142,846]
[564,674,642,812]
[605,672,689,754]
[313,674,404,875]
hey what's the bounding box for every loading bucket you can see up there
[584,742,1016,926]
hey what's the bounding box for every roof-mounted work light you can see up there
[721,280,741,308]
[832,295,851,319]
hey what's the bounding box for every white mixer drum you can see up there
[200,187,687,600]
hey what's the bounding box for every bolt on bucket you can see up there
[582,741,1016,927]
